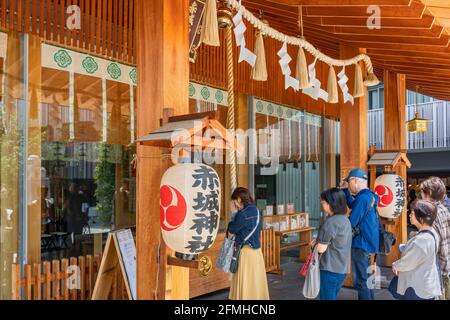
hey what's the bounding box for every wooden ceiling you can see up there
[242,0,450,101]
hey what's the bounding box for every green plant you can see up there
[94,143,115,226]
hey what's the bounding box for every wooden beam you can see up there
[339,45,368,176]
[340,45,368,288]
[312,23,444,38]
[264,0,411,5]
[337,34,450,46]
[317,15,435,28]
[383,70,407,266]
[135,0,189,300]
[342,40,450,52]
[304,2,423,18]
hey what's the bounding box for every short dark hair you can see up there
[231,187,255,207]
[421,177,446,202]
[320,188,348,215]
[411,199,437,226]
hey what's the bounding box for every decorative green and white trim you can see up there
[189,82,228,106]
[253,98,304,122]
[42,142,124,164]
[304,113,322,127]
[42,43,137,86]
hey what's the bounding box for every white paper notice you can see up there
[116,229,137,300]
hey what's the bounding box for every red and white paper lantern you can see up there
[374,173,406,219]
[160,163,221,255]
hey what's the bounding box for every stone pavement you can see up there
[197,256,395,300]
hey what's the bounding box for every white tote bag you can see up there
[302,246,320,299]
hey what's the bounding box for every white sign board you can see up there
[115,229,137,300]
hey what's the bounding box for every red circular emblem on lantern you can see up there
[375,185,394,208]
[160,185,187,231]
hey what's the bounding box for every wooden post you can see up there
[135,0,189,299]
[339,45,368,177]
[383,70,407,265]
[339,45,368,287]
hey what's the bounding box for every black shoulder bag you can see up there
[229,210,260,273]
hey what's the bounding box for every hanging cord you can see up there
[225,24,237,191]
[227,0,376,72]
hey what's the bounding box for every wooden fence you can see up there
[12,253,128,300]
[261,227,277,273]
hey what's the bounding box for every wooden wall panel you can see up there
[60,0,66,44]
[53,0,59,42]
[0,0,135,65]
[96,0,102,54]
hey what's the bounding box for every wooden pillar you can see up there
[383,70,407,265]
[339,45,368,287]
[135,0,189,300]
[339,45,368,178]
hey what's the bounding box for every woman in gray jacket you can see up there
[392,200,442,300]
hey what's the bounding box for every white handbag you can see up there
[302,245,320,299]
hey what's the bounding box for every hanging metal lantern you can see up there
[160,163,221,259]
[374,173,406,219]
[406,112,432,133]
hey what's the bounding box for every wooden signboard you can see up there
[189,0,206,62]
[92,229,137,300]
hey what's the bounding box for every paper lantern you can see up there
[160,163,221,257]
[374,174,406,219]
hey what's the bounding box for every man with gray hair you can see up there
[340,168,379,300]
[420,176,450,300]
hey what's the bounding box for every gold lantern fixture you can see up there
[407,112,432,133]
[407,86,432,133]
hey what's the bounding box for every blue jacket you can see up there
[343,188,379,254]
[227,204,262,249]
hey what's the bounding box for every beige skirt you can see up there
[229,245,270,300]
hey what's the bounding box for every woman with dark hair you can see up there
[227,187,269,300]
[310,187,352,300]
[391,199,442,300]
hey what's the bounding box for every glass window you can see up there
[254,109,303,216]
[0,33,139,275]
[0,31,21,299]
[379,88,384,108]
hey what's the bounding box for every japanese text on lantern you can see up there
[394,176,405,217]
[186,165,220,253]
